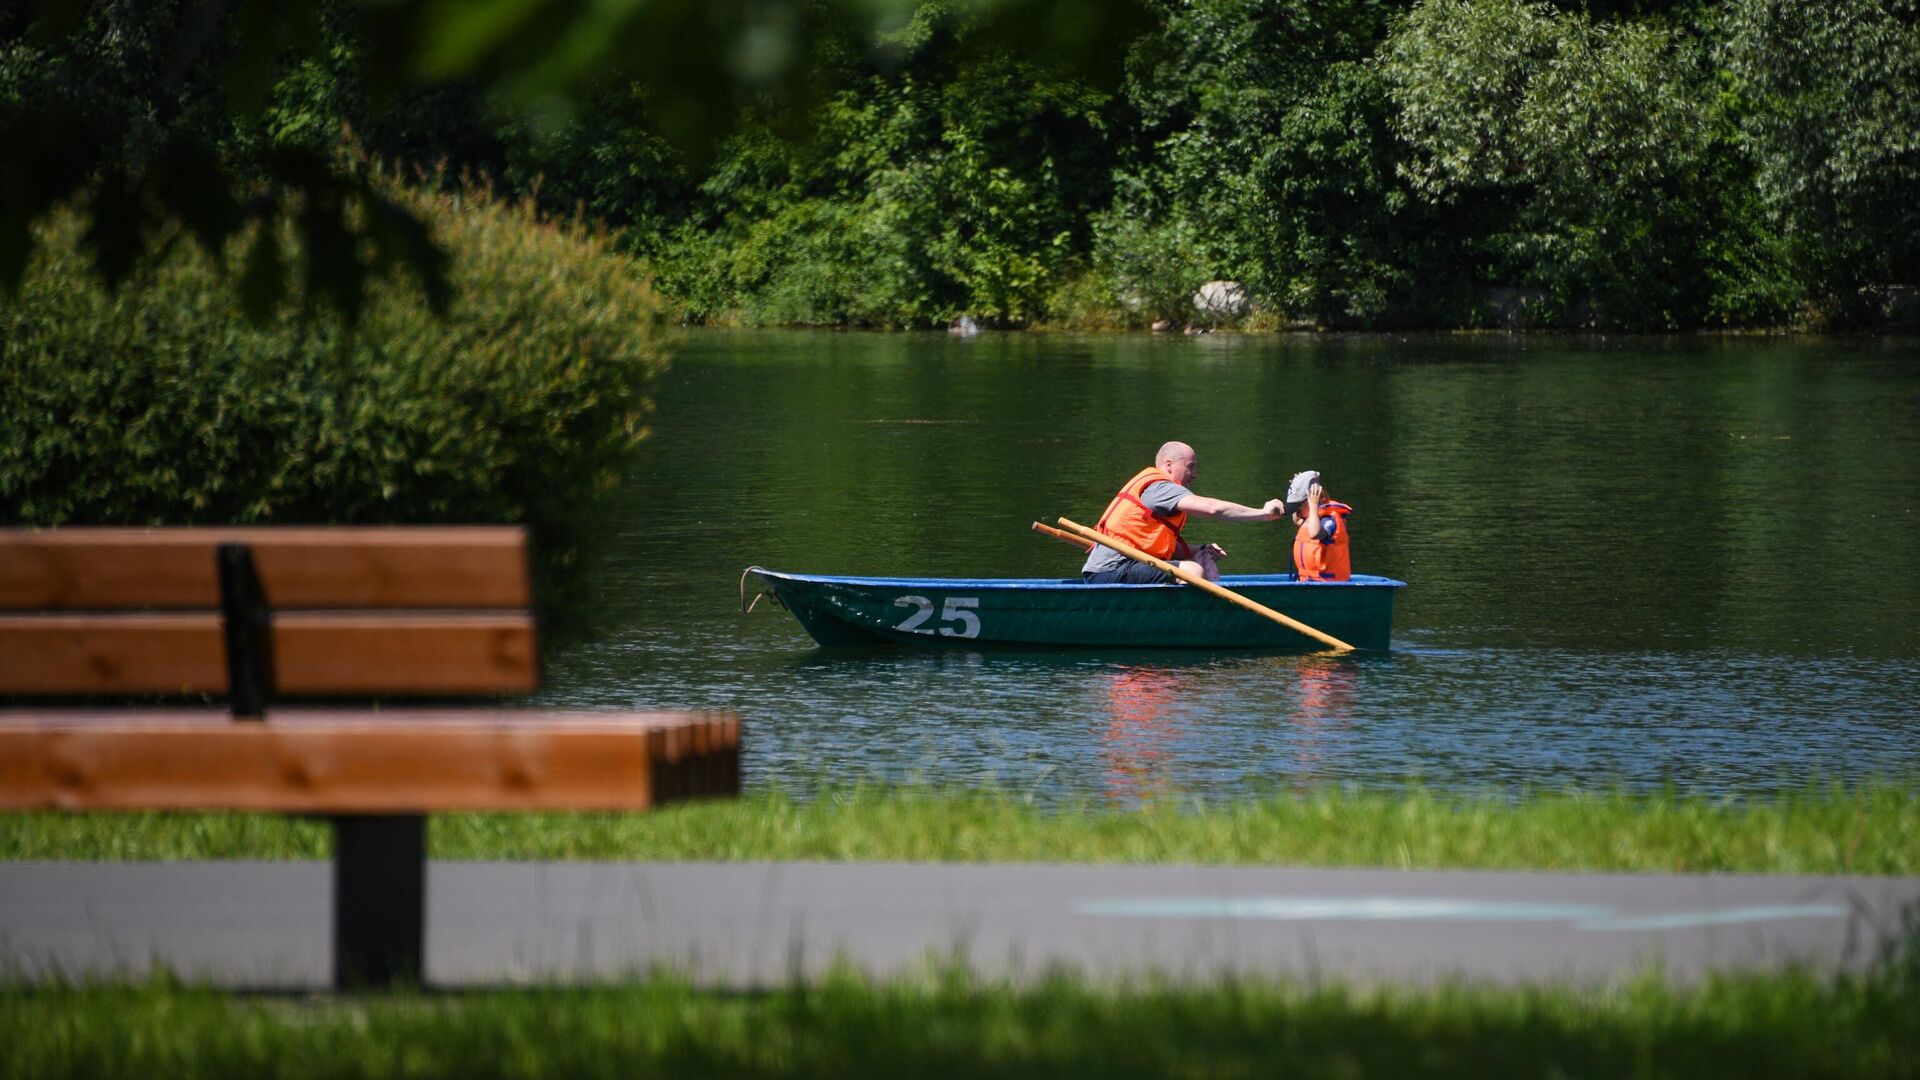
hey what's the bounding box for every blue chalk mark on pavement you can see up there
[1576,905,1849,932]
[1077,898,1610,922]
[1076,897,1850,931]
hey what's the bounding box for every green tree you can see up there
[1382,0,1765,328]
[1721,0,1920,319]
[648,6,1119,327]
[1,0,1144,321]
[1099,0,1409,325]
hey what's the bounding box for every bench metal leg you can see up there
[332,814,425,989]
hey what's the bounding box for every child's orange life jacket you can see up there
[1293,500,1353,581]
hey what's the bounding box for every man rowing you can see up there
[1082,441,1287,584]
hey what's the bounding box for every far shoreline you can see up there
[661,322,1920,341]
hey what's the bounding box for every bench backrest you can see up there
[0,527,537,699]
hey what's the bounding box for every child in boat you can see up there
[1285,470,1353,582]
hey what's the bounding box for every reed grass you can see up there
[5,784,1916,874]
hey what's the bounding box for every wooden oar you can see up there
[1032,520,1094,551]
[1054,516,1355,652]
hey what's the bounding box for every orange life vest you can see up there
[1293,500,1353,581]
[1094,467,1192,561]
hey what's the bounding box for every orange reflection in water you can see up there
[1288,654,1358,784]
[1098,665,1188,803]
[1097,655,1361,799]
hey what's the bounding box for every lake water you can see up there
[537,331,1920,801]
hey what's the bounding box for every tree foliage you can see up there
[5,0,1919,330]
[1383,0,1728,325]
[0,0,1145,322]
[0,0,452,320]
[1100,0,1408,325]
[1720,0,1920,312]
[646,7,1118,326]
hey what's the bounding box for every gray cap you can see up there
[1286,470,1320,504]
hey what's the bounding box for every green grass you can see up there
[5,960,1920,1079]
[7,786,1920,1076]
[5,784,1917,874]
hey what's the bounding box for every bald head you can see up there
[1156,441,1197,487]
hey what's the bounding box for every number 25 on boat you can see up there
[893,595,981,638]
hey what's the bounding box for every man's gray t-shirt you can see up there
[1081,480,1192,574]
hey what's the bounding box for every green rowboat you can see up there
[744,568,1405,651]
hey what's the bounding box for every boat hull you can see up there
[746,569,1404,651]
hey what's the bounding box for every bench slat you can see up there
[0,613,539,695]
[0,710,740,811]
[0,527,530,610]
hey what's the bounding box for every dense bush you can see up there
[0,172,666,554]
[9,0,1920,332]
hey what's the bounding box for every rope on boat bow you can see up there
[739,566,781,614]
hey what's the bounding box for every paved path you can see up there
[4,862,1916,989]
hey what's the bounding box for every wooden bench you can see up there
[0,526,739,987]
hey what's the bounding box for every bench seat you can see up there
[0,709,739,812]
[1,525,742,987]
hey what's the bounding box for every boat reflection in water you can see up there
[1099,664,1187,803]
[1096,655,1362,802]
[1287,654,1358,785]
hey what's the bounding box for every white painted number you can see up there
[892,595,981,638]
[938,597,981,639]
[893,595,935,632]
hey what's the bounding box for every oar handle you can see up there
[1032,520,1094,551]
[1055,517,1355,652]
